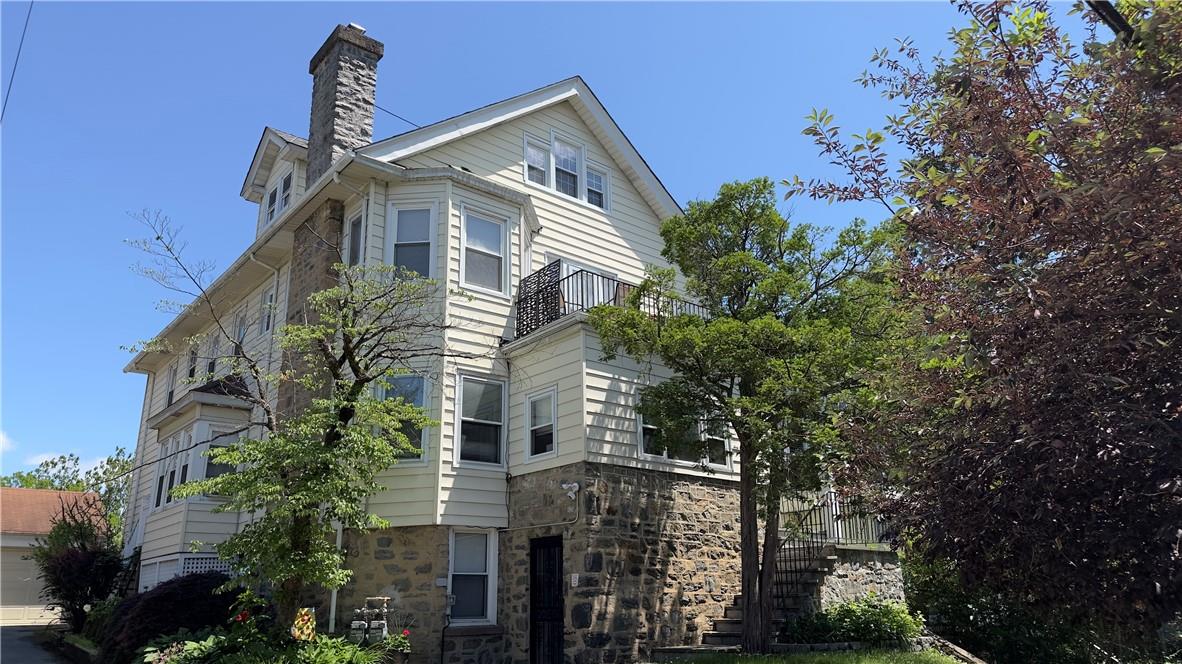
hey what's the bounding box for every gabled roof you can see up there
[0,487,101,535]
[360,76,682,220]
[240,127,309,203]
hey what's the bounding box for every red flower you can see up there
[402,629,410,637]
[234,610,250,622]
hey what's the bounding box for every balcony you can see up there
[514,261,708,340]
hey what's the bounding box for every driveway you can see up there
[0,626,69,664]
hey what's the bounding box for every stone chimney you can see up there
[306,23,384,184]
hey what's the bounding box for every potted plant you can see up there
[384,629,411,664]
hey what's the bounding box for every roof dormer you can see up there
[241,127,308,236]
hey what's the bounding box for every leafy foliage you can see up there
[30,495,125,632]
[589,177,898,651]
[141,620,395,664]
[790,0,1182,640]
[782,595,923,645]
[2,448,134,537]
[99,571,236,664]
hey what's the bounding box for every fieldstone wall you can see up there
[817,546,905,609]
[500,461,741,664]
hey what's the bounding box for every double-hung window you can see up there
[525,141,549,186]
[266,172,293,225]
[187,347,198,379]
[154,437,171,508]
[450,530,496,623]
[458,376,504,465]
[207,336,220,375]
[204,430,239,481]
[553,139,580,198]
[527,389,557,458]
[461,209,505,293]
[347,215,364,266]
[639,416,727,466]
[383,375,425,460]
[234,310,248,356]
[165,362,178,407]
[586,167,607,210]
[259,289,275,334]
[523,133,610,210]
[389,207,432,277]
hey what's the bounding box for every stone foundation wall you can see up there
[501,461,741,664]
[817,546,905,609]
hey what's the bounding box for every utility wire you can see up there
[1,0,34,124]
[375,102,420,129]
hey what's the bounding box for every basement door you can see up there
[530,536,564,664]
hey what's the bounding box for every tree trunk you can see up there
[759,493,782,648]
[739,442,768,653]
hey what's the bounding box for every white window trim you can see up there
[447,528,498,626]
[453,373,508,470]
[525,386,559,462]
[520,131,610,215]
[152,425,193,512]
[458,204,511,299]
[636,414,733,471]
[378,374,431,467]
[233,307,249,355]
[385,201,438,280]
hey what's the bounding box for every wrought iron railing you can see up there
[514,261,708,339]
[775,491,889,611]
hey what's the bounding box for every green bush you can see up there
[142,621,392,664]
[783,594,923,644]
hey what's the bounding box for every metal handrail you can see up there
[775,491,889,611]
[514,261,708,339]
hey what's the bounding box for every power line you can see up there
[1,0,34,124]
[375,103,420,129]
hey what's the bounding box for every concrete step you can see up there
[721,604,801,621]
[701,631,742,647]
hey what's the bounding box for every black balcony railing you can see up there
[775,491,890,611]
[514,261,708,339]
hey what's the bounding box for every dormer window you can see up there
[523,132,610,212]
[266,171,293,225]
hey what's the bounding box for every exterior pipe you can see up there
[328,522,343,632]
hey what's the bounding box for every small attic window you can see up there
[266,171,293,225]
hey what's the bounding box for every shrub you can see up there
[141,620,390,664]
[30,495,125,632]
[99,571,236,664]
[783,594,923,644]
[82,596,121,643]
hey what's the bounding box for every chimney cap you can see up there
[309,23,384,75]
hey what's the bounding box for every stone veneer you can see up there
[500,462,741,664]
[306,24,383,184]
[816,546,905,610]
[326,461,740,664]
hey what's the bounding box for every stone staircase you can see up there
[698,545,840,647]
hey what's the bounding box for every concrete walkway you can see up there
[0,626,70,664]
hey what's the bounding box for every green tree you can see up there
[131,211,446,629]
[588,178,896,652]
[789,0,1182,649]
[1,448,134,540]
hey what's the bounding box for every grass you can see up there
[61,632,99,656]
[681,651,959,664]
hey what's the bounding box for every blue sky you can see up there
[0,2,1079,472]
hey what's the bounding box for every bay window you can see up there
[389,207,432,277]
